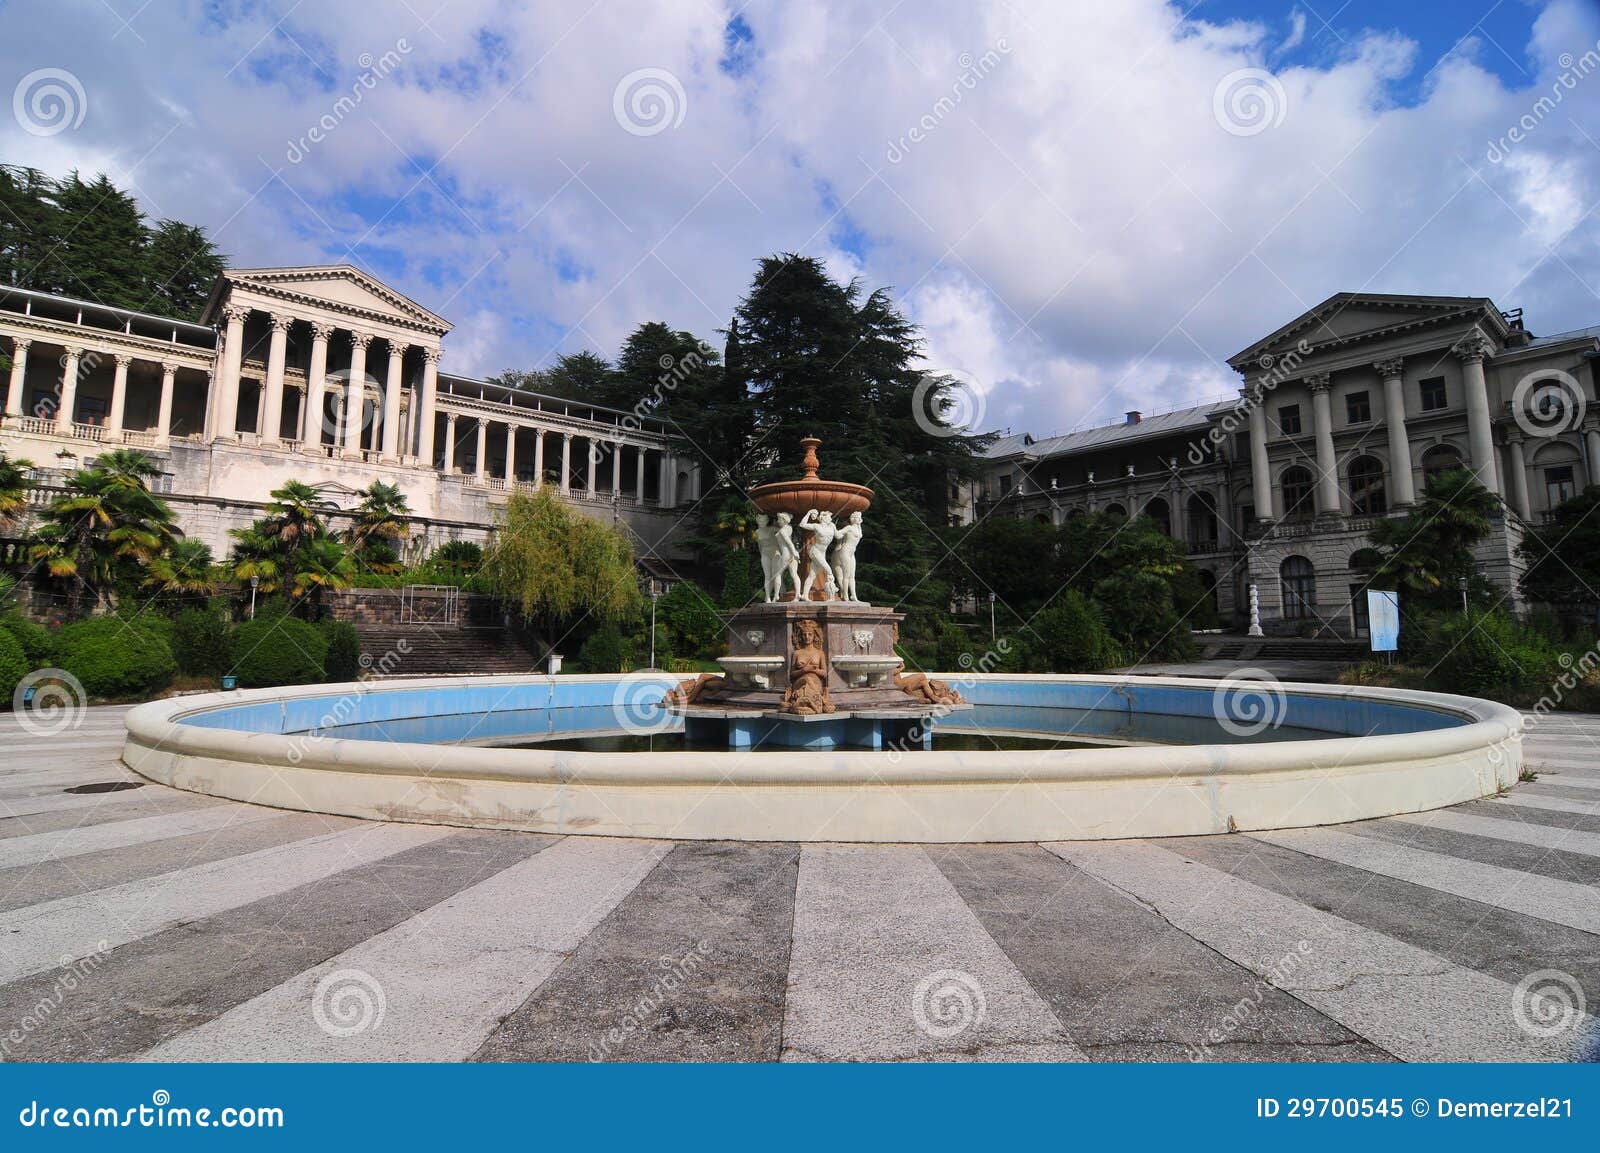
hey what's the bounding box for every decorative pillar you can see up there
[474,419,488,481]
[1586,420,1600,488]
[1374,357,1415,506]
[381,342,404,461]
[343,333,371,457]
[636,445,647,500]
[1306,373,1340,515]
[1243,386,1274,522]
[443,413,457,472]
[532,428,545,488]
[303,322,331,451]
[416,349,439,465]
[213,304,247,440]
[505,423,518,483]
[261,313,290,443]
[560,433,572,493]
[585,439,598,493]
[1504,428,1532,520]
[5,338,30,416]
[1453,332,1500,494]
[56,347,82,433]
[107,354,132,440]
[611,443,622,498]
[156,362,177,443]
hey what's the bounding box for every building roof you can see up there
[1522,323,1600,350]
[984,399,1233,461]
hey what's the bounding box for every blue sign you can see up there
[1368,589,1400,652]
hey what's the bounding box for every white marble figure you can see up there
[829,511,863,602]
[798,509,838,600]
[755,514,781,602]
[773,512,802,600]
[1247,583,1264,638]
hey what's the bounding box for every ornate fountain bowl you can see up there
[748,479,872,519]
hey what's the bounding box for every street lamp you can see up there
[648,579,662,669]
[989,591,997,643]
[249,574,259,620]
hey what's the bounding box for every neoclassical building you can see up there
[0,266,702,564]
[964,293,1600,636]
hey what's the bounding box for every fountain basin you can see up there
[121,673,1522,843]
[715,655,786,690]
[830,655,903,688]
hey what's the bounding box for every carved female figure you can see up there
[781,618,834,715]
[773,512,802,600]
[829,511,863,602]
[797,509,838,600]
[754,513,780,602]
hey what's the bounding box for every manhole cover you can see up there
[62,782,145,794]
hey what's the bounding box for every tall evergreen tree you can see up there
[143,220,226,320]
[48,171,149,310]
[0,165,59,291]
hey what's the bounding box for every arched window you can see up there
[1197,569,1218,612]
[1347,455,1386,515]
[1187,492,1219,547]
[1280,466,1314,520]
[1422,444,1466,491]
[1143,497,1171,535]
[1280,555,1316,621]
[1102,502,1127,520]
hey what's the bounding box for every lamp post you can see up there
[249,574,259,620]
[989,591,997,643]
[648,579,662,669]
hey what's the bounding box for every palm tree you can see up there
[291,536,358,617]
[230,480,337,605]
[228,526,284,595]
[30,451,180,617]
[0,451,35,531]
[145,538,218,605]
[346,481,410,574]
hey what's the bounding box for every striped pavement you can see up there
[0,706,1594,1062]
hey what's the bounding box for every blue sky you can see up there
[4,0,1600,435]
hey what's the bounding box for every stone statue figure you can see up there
[781,618,835,715]
[829,511,863,602]
[798,509,838,600]
[895,670,965,707]
[755,513,781,602]
[773,512,802,600]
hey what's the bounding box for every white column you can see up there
[1306,373,1340,515]
[585,440,597,493]
[106,354,131,440]
[5,338,30,416]
[416,349,438,465]
[666,453,678,506]
[560,433,572,493]
[156,361,177,443]
[55,347,81,433]
[343,333,370,457]
[532,428,545,488]
[303,322,330,451]
[443,413,457,472]
[381,342,404,461]
[1505,430,1532,519]
[212,304,247,440]
[474,419,488,481]
[1453,333,1500,495]
[261,313,290,443]
[1375,357,1415,506]
[505,423,518,483]
[611,443,622,498]
[635,445,646,499]
[1587,423,1600,488]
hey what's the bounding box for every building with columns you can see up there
[963,293,1600,637]
[0,266,701,563]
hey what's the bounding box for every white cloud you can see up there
[3,0,1600,439]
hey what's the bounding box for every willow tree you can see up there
[480,487,641,650]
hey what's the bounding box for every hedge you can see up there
[0,629,27,703]
[322,620,362,682]
[172,609,232,677]
[0,614,54,666]
[230,615,330,688]
[53,617,177,698]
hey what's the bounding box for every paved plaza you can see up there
[0,707,1595,1063]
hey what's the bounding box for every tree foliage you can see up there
[1520,484,1600,612]
[1364,469,1499,613]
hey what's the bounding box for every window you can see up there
[1281,555,1317,621]
[1280,465,1314,519]
[1347,455,1387,516]
[998,474,1013,496]
[1419,377,1447,411]
[1345,390,1371,424]
[1422,445,1466,490]
[1546,465,1577,510]
[1277,404,1301,436]
[1143,497,1171,536]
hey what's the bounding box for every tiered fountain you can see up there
[665,436,967,749]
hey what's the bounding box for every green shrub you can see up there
[53,617,176,698]
[172,609,232,677]
[322,620,362,682]
[229,616,329,688]
[0,628,27,703]
[720,546,756,609]
[0,614,54,666]
[1422,609,1557,705]
[934,623,976,673]
[578,625,632,673]
[656,581,723,659]
[1031,592,1117,672]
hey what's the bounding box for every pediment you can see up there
[204,265,452,335]
[1229,293,1503,372]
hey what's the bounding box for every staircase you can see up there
[357,625,543,676]
[1200,636,1367,663]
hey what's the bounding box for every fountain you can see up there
[664,436,967,749]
